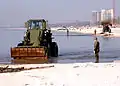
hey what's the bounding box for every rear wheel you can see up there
[47,44,51,58]
[51,42,58,57]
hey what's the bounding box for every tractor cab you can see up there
[26,19,47,30]
[19,19,50,47]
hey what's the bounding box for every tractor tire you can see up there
[51,42,58,57]
[47,44,51,58]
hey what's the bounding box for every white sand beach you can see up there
[0,63,120,86]
[53,27,120,37]
[78,27,120,37]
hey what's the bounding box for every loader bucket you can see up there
[11,47,48,60]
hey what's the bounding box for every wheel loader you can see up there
[11,19,58,60]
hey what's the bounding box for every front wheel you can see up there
[51,42,58,57]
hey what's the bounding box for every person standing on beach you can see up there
[67,29,69,36]
[94,29,96,35]
[94,37,100,63]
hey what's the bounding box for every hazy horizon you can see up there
[0,0,120,26]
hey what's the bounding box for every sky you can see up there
[0,0,120,26]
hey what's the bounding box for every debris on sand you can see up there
[0,65,54,73]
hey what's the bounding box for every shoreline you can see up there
[52,27,120,38]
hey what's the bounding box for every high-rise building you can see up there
[91,11,101,25]
[101,9,114,22]
[91,11,98,25]
[97,12,101,23]
[91,9,114,25]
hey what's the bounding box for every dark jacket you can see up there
[94,40,100,53]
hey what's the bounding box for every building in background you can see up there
[97,12,101,24]
[101,9,114,22]
[91,11,101,26]
[91,9,114,26]
[91,11,98,25]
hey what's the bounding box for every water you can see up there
[53,31,120,63]
[0,28,120,64]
